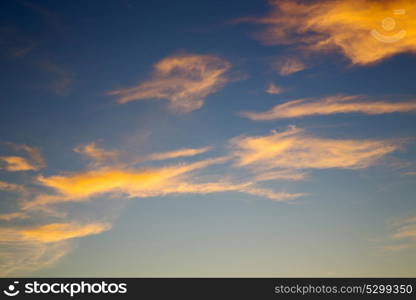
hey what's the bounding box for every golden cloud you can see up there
[108,53,231,113]
[21,155,302,209]
[74,142,119,166]
[33,158,224,201]
[19,222,111,243]
[0,143,45,171]
[0,222,110,244]
[246,0,416,65]
[230,126,401,170]
[0,156,38,171]
[242,95,416,120]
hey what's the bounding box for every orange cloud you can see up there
[0,143,45,171]
[246,0,416,65]
[266,83,284,95]
[242,95,416,120]
[0,156,38,171]
[274,57,307,76]
[11,144,45,168]
[19,222,111,243]
[230,126,401,170]
[33,158,224,201]
[22,155,302,209]
[74,142,119,166]
[109,53,231,113]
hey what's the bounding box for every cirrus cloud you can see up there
[230,126,402,170]
[0,222,110,276]
[243,0,416,65]
[0,143,45,171]
[242,95,416,120]
[23,155,301,209]
[109,53,231,113]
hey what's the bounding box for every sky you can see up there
[0,0,416,277]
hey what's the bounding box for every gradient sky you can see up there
[1,0,416,277]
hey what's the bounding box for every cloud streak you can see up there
[23,155,300,209]
[109,53,231,113]
[230,126,401,170]
[242,95,416,120]
[145,147,212,161]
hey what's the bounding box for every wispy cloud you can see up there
[266,83,284,95]
[383,215,416,252]
[18,222,111,243]
[242,95,416,120]
[7,127,404,274]
[0,156,39,171]
[74,142,119,167]
[392,220,416,240]
[75,142,213,169]
[0,222,110,276]
[253,169,308,182]
[0,181,27,193]
[0,143,45,171]
[0,180,30,221]
[0,240,71,276]
[145,147,212,161]
[23,154,300,209]
[0,212,29,221]
[243,0,416,65]
[108,53,231,113]
[11,144,45,168]
[230,126,401,170]
[274,57,307,76]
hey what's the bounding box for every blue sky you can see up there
[1,0,416,277]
